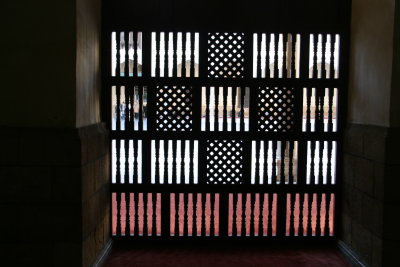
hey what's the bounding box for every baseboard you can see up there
[337,240,368,267]
[91,240,113,267]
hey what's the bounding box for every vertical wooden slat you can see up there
[257,33,262,78]
[250,193,255,236]
[210,193,215,236]
[164,32,169,77]
[306,88,312,131]
[289,141,294,184]
[116,32,121,77]
[282,34,288,78]
[138,86,144,131]
[134,193,139,236]
[267,193,273,236]
[205,87,210,131]
[133,139,138,184]
[318,141,325,184]
[289,193,295,236]
[232,193,237,236]
[327,141,333,184]
[271,141,277,184]
[241,194,246,236]
[182,32,187,77]
[313,34,318,78]
[259,193,265,236]
[152,193,157,236]
[265,33,271,78]
[307,193,313,236]
[155,32,160,77]
[232,87,237,131]
[254,141,260,184]
[240,87,245,131]
[321,34,326,79]
[173,32,178,77]
[310,141,316,185]
[325,193,332,236]
[223,87,228,131]
[133,31,138,77]
[164,140,169,184]
[263,141,269,184]
[201,193,207,236]
[124,139,129,184]
[116,86,121,131]
[183,193,188,236]
[116,139,121,184]
[328,88,334,132]
[299,193,304,236]
[219,193,228,237]
[193,193,198,236]
[124,87,129,130]
[155,140,160,184]
[189,140,194,184]
[143,193,148,236]
[116,193,121,236]
[214,86,219,131]
[181,140,186,184]
[280,141,286,185]
[316,193,322,236]
[291,34,296,78]
[124,31,129,77]
[274,34,279,78]
[190,32,195,77]
[172,140,177,183]
[175,193,180,236]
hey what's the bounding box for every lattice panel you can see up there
[208,32,245,78]
[156,86,193,131]
[207,140,243,184]
[258,87,295,132]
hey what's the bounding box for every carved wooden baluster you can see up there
[259,193,265,236]
[189,140,194,184]
[305,88,312,132]
[324,193,332,236]
[291,34,296,78]
[129,87,134,131]
[175,193,180,236]
[116,139,121,184]
[328,88,334,132]
[116,32,121,77]
[172,140,177,183]
[205,87,210,131]
[288,141,294,184]
[254,141,260,184]
[319,88,326,131]
[152,193,157,236]
[267,193,274,236]
[133,32,138,77]
[124,139,129,185]
[138,86,144,131]
[299,193,304,236]
[193,193,197,236]
[232,87,237,131]
[280,141,286,185]
[327,141,333,184]
[181,140,186,184]
[155,140,160,184]
[182,32,187,77]
[265,34,271,78]
[124,31,129,77]
[257,33,262,78]
[183,193,188,236]
[321,34,326,79]
[214,86,219,131]
[240,194,245,236]
[250,193,255,236]
[164,32,169,77]
[124,88,129,130]
[155,32,160,77]
[210,193,215,236]
[223,87,228,131]
[272,141,277,184]
[330,34,335,79]
[201,193,207,236]
[125,192,131,236]
[116,86,121,131]
[143,193,148,236]
[190,32,195,77]
[164,140,169,184]
[240,87,245,131]
[313,34,318,78]
[116,193,122,236]
[133,139,138,184]
[314,88,320,132]
[310,141,316,185]
[282,34,288,78]
[134,193,139,236]
[263,141,270,184]
[289,193,295,236]
[173,32,178,77]
[307,193,313,236]
[274,34,279,78]
[316,193,322,236]
[231,194,236,236]
[318,141,325,184]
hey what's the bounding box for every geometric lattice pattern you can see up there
[207,32,244,78]
[257,87,295,132]
[206,140,243,184]
[156,86,193,131]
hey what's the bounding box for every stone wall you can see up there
[341,123,400,266]
[0,123,109,267]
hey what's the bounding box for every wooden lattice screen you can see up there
[102,0,349,243]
